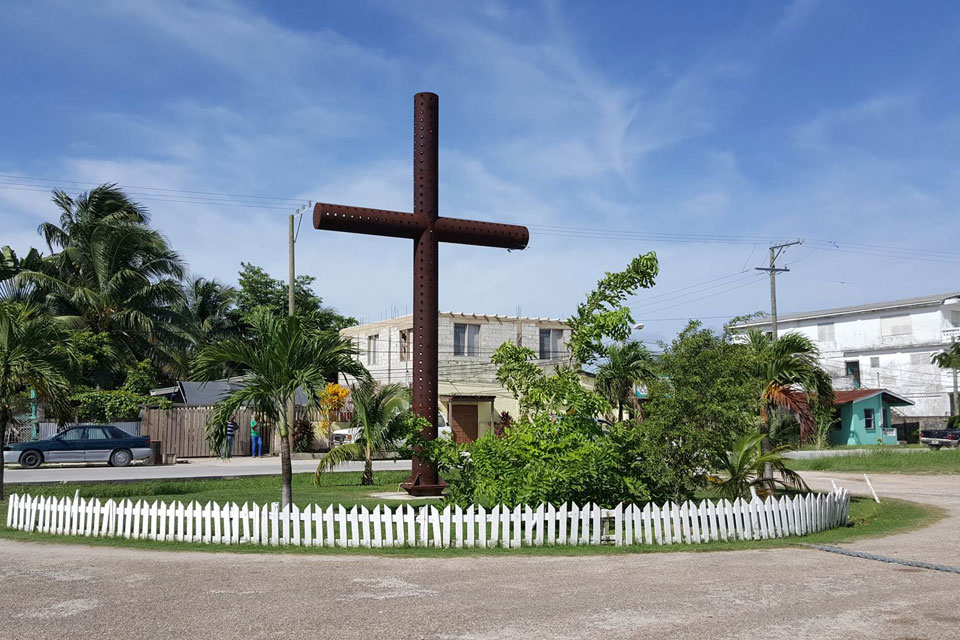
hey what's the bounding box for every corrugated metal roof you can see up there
[733,292,960,328]
[833,388,914,406]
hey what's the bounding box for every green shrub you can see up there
[70,389,170,422]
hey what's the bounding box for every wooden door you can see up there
[451,404,479,443]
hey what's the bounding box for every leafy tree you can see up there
[565,252,658,366]
[595,341,656,421]
[67,330,121,391]
[639,322,760,500]
[931,342,960,416]
[491,342,608,420]
[710,432,808,500]
[193,310,366,506]
[235,263,356,332]
[314,380,410,485]
[0,303,75,498]
[746,329,833,491]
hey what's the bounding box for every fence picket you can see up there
[349,506,360,548]
[441,505,451,548]
[453,505,463,549]
[477,505,487,548]
[358,506,370,548]
[381,505,392,548]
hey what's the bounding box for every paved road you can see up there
[4,457,413,484]
[0,473,957,639]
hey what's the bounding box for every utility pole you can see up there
[755,240,802,339]
[285,202,311,455]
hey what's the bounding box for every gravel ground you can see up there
[0,472,957,640]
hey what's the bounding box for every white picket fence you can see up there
[5,489,850,549]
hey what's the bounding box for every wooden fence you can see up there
[5,489,850,549]
[141,405,353,458]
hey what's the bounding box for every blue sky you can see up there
[2,0,959,345]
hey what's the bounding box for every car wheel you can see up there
[19,450,42,469]
[109,449,132,467]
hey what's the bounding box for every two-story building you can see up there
[732,292,960,422]
[339,312,571,442]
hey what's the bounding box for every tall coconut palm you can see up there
[595,341,656,421]
[193,309,366,506]
[171,277,239,376]
[23,218,186,372]
[0,246,46,303]
[747,329,833,490]
[314,381,410,486]
[0,303,75,498]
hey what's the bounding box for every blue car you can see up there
[3,425,151,469]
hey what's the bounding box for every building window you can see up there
[367,335,378,366]
[909,352,929,366]
[399,329,412,362]
[453,323,480,357]
[863,408,875,430]
[817,322,835,342]
[870,356,880,368]
[539,329,564,359]
[845,361,861,388]
[880,314,911,337]
[949,310,960,327]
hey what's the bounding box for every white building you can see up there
[340,312,571,441]
[733,292,960,417]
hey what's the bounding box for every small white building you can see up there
[340,312,571,441]
[732,292,960,417]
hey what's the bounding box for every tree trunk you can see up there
[279,429,293,508]
[362,439,373,486]
[761,415,777,495]
[617,401,623,423]
[0,411,7,500]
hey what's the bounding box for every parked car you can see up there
[2,425,151,468]
[919,428,960,449]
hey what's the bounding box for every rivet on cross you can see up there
[313,92,529,496]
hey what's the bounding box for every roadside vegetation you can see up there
[789,448,960,474]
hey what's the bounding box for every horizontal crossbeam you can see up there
[314,202,529,250]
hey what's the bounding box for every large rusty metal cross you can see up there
[313,92,529,496]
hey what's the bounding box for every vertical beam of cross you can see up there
[410,92,441,493]
[312,92,529,496]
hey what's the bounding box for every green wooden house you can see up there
[831,389,913,445]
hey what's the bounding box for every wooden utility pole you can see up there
[755,240,802,339]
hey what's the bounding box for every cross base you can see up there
[400,476,448,497]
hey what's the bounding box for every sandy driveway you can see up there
[0,472,957,640]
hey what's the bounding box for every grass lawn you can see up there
[0,470,944,556]
[789,447,960,474]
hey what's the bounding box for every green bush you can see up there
[70,389,170,422]
[292,418,314,452]
[426,412,707,508]
[948,415,960,430]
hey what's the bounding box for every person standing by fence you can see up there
[224,418,239,458]
[250,418,262,457]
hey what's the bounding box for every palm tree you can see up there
[192,309,366,506]
[931,342,960,416]
[711,432,808,500]
[595,341,656,421]
[172,277,239,376]
[747,329,833,491]
[0,246,45,303]
[314,381,410,486]
[22,216,186,373]
[0,303,75,498]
